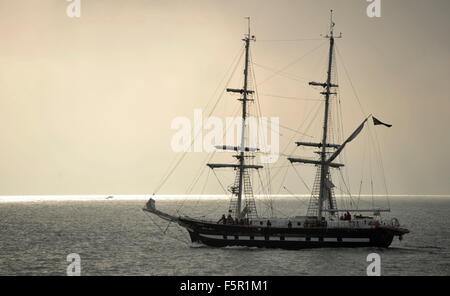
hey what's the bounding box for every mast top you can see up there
[244,17,256,42]
[324,10,342,39]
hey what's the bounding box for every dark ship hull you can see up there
[179,217,408,250]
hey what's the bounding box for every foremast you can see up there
[235,19,252,217]
[207,18,260,220]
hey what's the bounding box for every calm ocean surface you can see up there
[0,197,449,276]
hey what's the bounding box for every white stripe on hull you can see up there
[342,238,370,242]
[199,234,370,243]
[324,237,336,242]
[285,237,305,241]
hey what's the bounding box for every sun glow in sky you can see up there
[0,0,449,197]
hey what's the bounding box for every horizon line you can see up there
[0,194,449,203]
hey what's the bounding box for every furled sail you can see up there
[214,145,259,152]
[207,163,263,169]
[326,117,368,163]
[295,142,340,149]
[288,157,344,168]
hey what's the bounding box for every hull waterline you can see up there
[179,218,406,250]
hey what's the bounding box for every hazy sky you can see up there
[0,0,449,196]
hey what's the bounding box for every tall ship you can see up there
[144,13,409,249]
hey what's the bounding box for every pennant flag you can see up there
[372,116,392,128]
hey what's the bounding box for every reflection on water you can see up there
[0,198,449,275]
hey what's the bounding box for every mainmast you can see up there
[317,10,338,219]
[289,10,342,220]
[289,12,375,219]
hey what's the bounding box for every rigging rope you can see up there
[144,212,189,245]
[175,100,242,214]
[335,45,366,117]
[252,62,310,83]
[250,48,273,205]
[336,44,391,211]
[257,41,327,86]
[291,164,312,192]
[257,38,324,42]
[259,93,323,102]
[282,186,310,207]
[152,46,245,195]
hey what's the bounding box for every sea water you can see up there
[0,197,449,276]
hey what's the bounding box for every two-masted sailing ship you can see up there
[144,13,409,249]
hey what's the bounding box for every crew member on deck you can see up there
[346,211,351,221]
[227,214,234,224]
[218,214,226,224]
